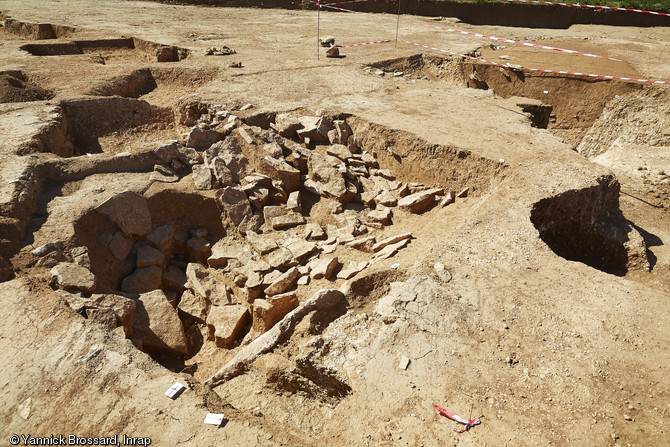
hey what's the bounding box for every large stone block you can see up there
[51,262,96,294]
[207,304,250,348]
[258,156,301,193]
[217,186,253,226]
[133,290,188,355]
[252,291,299,333]
[96,190,152,236]
[178,289,209,323]
[397,188,442,213]
[264,267,299,296]
[121,265,162,294]
[186,126,222,149]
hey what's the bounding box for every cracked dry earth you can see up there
[1,0,670,446]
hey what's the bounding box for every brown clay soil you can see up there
[0,72,54,103]
[1,1,669,446]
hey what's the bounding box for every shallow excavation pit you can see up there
[14,66,218,156]
[85,67,219,100]
[368,53,642,144]
[15,96,175,157]
[20,37,189,63]
[0,14,76,39]
[0,97,177,264]
[28,105,501,378]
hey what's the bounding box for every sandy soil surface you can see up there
[0,1,669,446]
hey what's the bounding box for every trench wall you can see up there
[143,0,670,28]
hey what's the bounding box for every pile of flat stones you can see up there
[165,111,466,348]
[45,190,210,357]
[42,108,469,356]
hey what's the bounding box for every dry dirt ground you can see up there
[1,0,669,446]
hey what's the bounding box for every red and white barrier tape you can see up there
[315,0,664,77]
[504,0,670,16]
[402,40,670,85]
[323,0,370,6]
[319,3,641,66]
[320,3,399,22]
[321,4,366,13]
[339,39,392,47]
[426,25,637,64]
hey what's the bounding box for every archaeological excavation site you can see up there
[1,0,669,445]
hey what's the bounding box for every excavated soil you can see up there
[0,71,54,103]
[1,1,669,446]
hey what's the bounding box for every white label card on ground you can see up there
[204,413,225,426]
[164,382,186,399]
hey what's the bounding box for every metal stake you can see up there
[395,0,401,48]
[317,1,321,60]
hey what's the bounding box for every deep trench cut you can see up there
[370,55,652,276]
[369,54,642,143]
[530,175,648,276]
